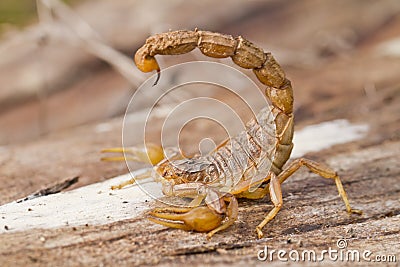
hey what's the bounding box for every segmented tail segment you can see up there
[134,29,294,172]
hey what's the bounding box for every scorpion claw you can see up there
[101,143,164,165]
[148,206,224,233]
[148,217,193,231]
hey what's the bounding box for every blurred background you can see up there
[0,0,399,202]
[1,0,399,144]
[1,1,400,265]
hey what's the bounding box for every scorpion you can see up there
[102,29,361,239]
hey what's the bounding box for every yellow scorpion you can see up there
[102,29,361,239]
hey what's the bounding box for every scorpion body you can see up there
[103,30,361,239]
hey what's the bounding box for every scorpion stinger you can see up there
[153,69,161,86]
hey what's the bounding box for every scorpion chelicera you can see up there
[102,29,361,239]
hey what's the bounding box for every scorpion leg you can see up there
[109,169,153,190]
[277,158,362,214]
[256,173,283,238]
[241,158,362,238]
[231,173,273,200]
[236,186,270,200]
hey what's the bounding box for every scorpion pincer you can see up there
[102,29,362,239]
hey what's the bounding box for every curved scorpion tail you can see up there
[134,29,294,170]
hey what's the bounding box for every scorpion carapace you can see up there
[102,29,361,239]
